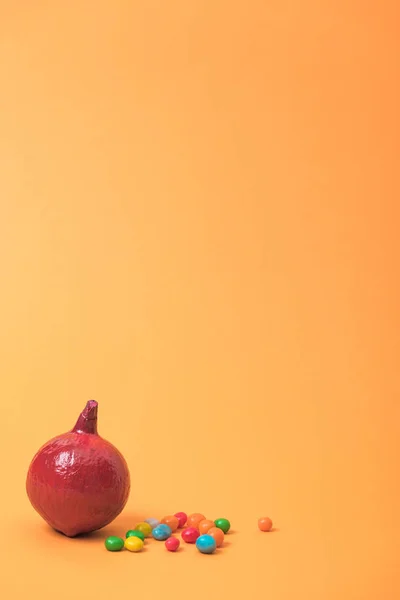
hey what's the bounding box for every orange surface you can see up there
[0,1,399,599]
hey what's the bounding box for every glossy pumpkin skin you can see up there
[26,401,130,537]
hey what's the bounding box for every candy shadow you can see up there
[166,546,184,553]
[201,549,223,557]
[126,545,149,553]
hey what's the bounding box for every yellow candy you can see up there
[124,536,144,552]
[135,522,152,537]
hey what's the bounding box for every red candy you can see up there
[174,512,187,528]
[165,536,180,552]
[181,527,200,543]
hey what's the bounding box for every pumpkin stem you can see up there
[72,400,98,434]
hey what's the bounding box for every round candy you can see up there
[152,524,172,541]
[258,517,273,532]
[198,519,215,535]
[208,526,224,547]
[135,522,153,538]
[165,536,180,552]
[181,527,200,544]
[214,518,230,534]
[105,536,124,552]
[187,513,206,528]
[145,518,160,530]
[124,536,144,552]
[126,529,145,541]
[174,512,187,528]
[161,515,179,532]
[196,534,217,554]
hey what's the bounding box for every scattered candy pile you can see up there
[104,513,273,554]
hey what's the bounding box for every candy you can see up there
[198,519,215,535]
[124,536,144,552]
[161,515,179,532]
[208,526,224,547]
[214,518,230,533]
[181,527,200,543]
[145,518,160,530]
[165,537,180,552]
[152,524,172,540]
[196,534,217,554]
[174,512,187,528]
[187,513,206,528]
[258,517,273,532]
[105,536,124,552]
[126,529,145,541]
[135,522,153,537]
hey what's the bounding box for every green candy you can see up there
[214,518,230,534]
[126,529,145,541]
[105,536,124,552]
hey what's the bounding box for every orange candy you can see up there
[187,513,206,528]
[208,526,224,547]
[258,517,273,532]
[161,515,179,532]
[198,519,215,535]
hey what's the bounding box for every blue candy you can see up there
[152,524,172,540]
[196,534,217,554]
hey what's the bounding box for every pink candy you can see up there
[181,527,200,544]
[174,512,187,528]
[165,537,180,552]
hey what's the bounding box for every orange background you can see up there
[1,2,399,598]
